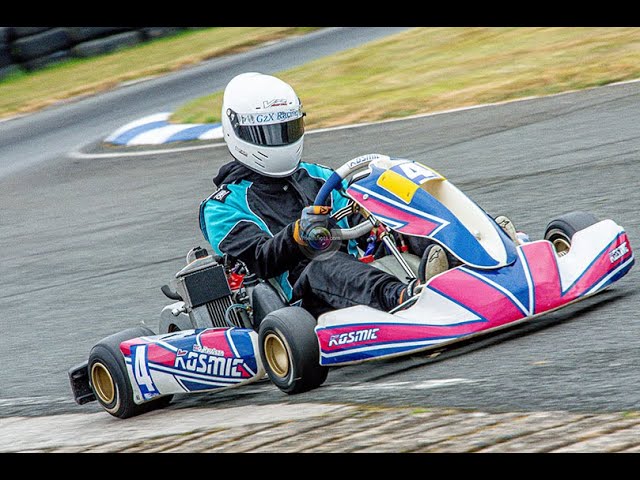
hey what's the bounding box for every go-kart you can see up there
[69,154,634,418]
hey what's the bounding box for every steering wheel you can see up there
[311,153,389,242]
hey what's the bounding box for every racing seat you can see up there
[249,277,291,329]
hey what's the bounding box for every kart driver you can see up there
[199,72,476,317]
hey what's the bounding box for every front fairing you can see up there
[316,220,634,366]
[120,327,264,404]
[346,158,517,268]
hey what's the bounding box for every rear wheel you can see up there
[258,307,328,394]
[544,211,599,256]
[88,326,172,419]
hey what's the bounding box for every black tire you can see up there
[66,27,131,44]
[140,27,184,41]
[0,27,9,47]
[71,31,143,58]
[544,211,599,256]
[258,307,328,394]
[0,46,12,69]
[21,50,71,72]
[158,312,193,334]
[10,28,71,62]
[88,326,172,419]
[8,27,52,40]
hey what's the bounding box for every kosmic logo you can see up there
[174,350,246,378]
[609,242,629,263]
[328,328,380,347]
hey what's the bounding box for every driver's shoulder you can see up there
[297,161,334,181]
[201,181,253,214]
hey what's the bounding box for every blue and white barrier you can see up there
[104,112,223,146]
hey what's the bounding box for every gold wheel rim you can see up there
[264,333,289,378]
[553,238,571,256]
[91,362,115,404]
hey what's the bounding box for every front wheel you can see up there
[88,326,172,419]
[258,307,328,394]
[544,211,599,256]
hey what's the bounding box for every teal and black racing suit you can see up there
[199,160,415,317]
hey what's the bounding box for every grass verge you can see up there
[172,27,640,129]
[0,27,318,120]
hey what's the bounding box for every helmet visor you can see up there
[227,108,304,147]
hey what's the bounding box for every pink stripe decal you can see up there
[318,322,478,353]
[120,339,176,367]
[319,268,530,353]
[429,269,526,325]
[144,343,177,367]
[521,241,563,313]
[120,337,153,356]
[319,232,632,358]
[522,234,632,313]
[199,329,235,357]
[348,189,440,236]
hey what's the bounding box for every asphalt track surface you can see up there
[1,37,639,425]
[1,79,639,423]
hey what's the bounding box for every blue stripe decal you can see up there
[461,258,531,316]
[321,341,447,365]
[165,124,221,143]
[322,333,464,355]
[178,378,235,392]
[110,120,169,145]
[228,329,259,374]
[598,258,634,290]
[146,363,240,385]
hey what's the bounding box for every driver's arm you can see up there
[221,221,304,279]
[202,194,306,279]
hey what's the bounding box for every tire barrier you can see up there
[8,27,52,39]
[10,28,71,62]
[66,27,130,44]
[0,27,192,80]
[22,50,72,72]
[140,27,184,40]
[72,31,144,58]
[0,45,12,69]
[0,27,9,45]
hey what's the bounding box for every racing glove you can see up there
[294,205,333,248]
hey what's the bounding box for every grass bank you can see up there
[0,27,317,120]
[172,27,640,129]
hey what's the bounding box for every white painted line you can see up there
[326,378,477,391]
[0,396,71,407]
[69,141,228,159]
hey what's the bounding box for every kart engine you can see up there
[170,247,254,330]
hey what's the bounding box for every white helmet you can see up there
[221,72,305,177]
